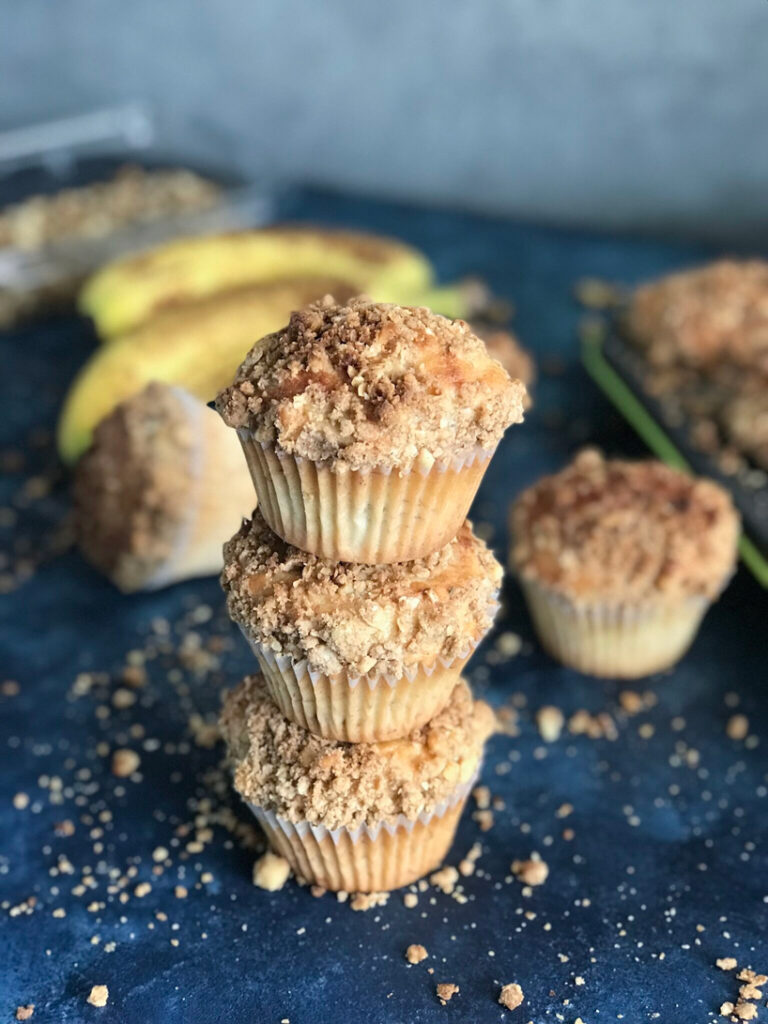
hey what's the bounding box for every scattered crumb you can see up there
[403,893,418,909]
[733,1002,758,1021]
[252,852,291,892]
[350,891,389,912]
[13,792,29,810]
[436,983,459,1005]
[720,1002,735,1017]
[739,983,763,1000]
[738,970,768,986]
[405,944,428,964]
[717,958,738,971]
[133,882,151,898]
[498,983,524,1010]
[87,985,109,1008]
[15,1007,34,1021]
[536,706,564,742]
[174,886,188,899]
[473,785,491,809]
[726,715,749,741]
[495,632,522,658]
[511,856,549,887]
[111,748,140,777]
[429,866,459,894]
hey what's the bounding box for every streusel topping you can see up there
[626,260,768,373]
[510,450,739,602]
[74,383,197,590]
[216,296,526,471]
[220,675,495,829]
[222,510,502,677]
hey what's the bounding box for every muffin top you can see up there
[626,259,768,373]
[220,674,495,830]
[216,295,526,471]
[222,510,502,678]
[510,449,739,603]
[74,383,200,591]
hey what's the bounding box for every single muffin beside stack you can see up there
[216,296,527,892]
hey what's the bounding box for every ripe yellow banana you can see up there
[79,227,438,338]
[59,278,357,463]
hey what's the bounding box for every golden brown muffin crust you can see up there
[74,383,197,590]
[216,296,526,471]
[222,510,502,677]
[510,450,739,603]
[626,259,768,373]
[220,675,495,830]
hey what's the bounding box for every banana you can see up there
[79,227,437,338]
[58,278,357,463]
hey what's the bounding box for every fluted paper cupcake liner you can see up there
[248,775,476,892]
[237,434,495,563]
[249,640,476,742]
[520,577,710,678]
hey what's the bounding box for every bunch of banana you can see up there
[60,227,470,462]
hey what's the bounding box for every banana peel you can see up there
[79,227,438,338]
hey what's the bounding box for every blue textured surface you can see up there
[1,192,767,1024]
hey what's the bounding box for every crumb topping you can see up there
[498,983,524,1011]
[216,296,526,470]
[626,260,768,373]
[511,449,739,602]
[74,383,197,590]
[219,675,495,830]
[222,510,502,677]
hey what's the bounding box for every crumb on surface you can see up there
[252,851,291,892]
[87,985,109,1008]
[536,705,564,742]
[436,983,459,1005]
[15,1007,34,1021]
[405,944,428,964]
[350,891,389,912]
[733,1002,758,1020]
[111,748,140,777]
[726,714,749,741]
[498,983,524,1011]
[511,856,549,886]
[429,866,459,895]
[717,957,738,971]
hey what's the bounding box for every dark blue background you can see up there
[2,191,766,1023]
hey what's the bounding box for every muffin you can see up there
[625,259,768,374]
[222,510,502,742]
[220,674,495,892]
[75,383,254,592]
[477,326,535,408]
[216,296,526,563]
[510,450,739,678]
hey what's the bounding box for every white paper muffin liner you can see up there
[520,577,711,678]
[237,433,496,563]
[238,595,499,741]
[248,773,477,892]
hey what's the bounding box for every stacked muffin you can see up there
[214,296,527,892]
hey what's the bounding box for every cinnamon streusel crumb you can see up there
[217,296,526,471]
[498,983,524,1011]
[436,983,459,1005]
[222,510,502,678]
[405,943,428,964]
[220,675,494,831]
[510,449,739,603]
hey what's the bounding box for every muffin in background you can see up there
[74,383,254,592]
[509,449,739,678]
[625,259,768,374]
[478,326,535,407]
[220,674,495,893]
[222,511,502,742]
[217,296,527,563]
